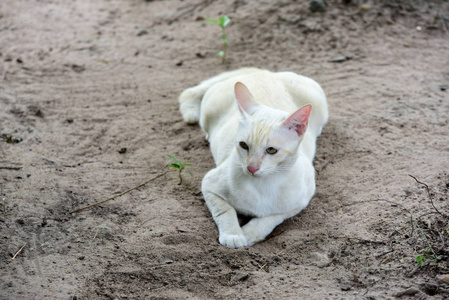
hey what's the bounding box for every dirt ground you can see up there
[1,0,449,299]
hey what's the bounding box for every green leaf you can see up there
[220,15,231,27]
[187,169,193,177]
[166,163,180,169]
[217,50,224,57]
[167,154,180,165]
[183,163,191,167]
[205,19,219,25]
[416,255,423,265]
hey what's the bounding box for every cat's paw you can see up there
[242,226,264,247]
[219,234,248,248]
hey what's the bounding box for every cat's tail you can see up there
[179,68,261,124]
[178,86,206,124]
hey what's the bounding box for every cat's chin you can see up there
[245,170,266,178]
[242,170,258,177]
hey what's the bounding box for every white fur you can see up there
[179,68,328,248]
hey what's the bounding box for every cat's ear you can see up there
[282,104,312,136]
[235,82,258,115]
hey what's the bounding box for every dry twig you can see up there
[12,244,26,260]
[0,166,22,170]
[343,198,411,214]
[68,172,167,214]
[409,175,448,218]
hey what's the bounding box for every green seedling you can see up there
[411,214,441,267]
[166,154,192,185]
[415,247,436,267]
[205,15,231,64]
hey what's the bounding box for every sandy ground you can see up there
[1,0,449,299]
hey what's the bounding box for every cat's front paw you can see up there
[242,225,265,247]
[219,234,248,248]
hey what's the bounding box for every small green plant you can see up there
[205,15,231,64]
[412,214,441,267]
[415,247,436,267]
[166,154,192,185]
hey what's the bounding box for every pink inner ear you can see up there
[283,104,312,136]
[235,82,257,115]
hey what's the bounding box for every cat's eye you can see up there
[239,141,249,150]
[266,147,278,155]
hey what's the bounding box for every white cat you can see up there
[179,68,328,248]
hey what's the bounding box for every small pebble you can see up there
[98,226,111,235]
[196,51,207,58]
[437,274,449,284]
[236,273,249,281]
[137,29,148,37]
[309,0,326,13]
[361,4,371,11]
[394,288,420,297]
[330,56,351,63]
[71,64,85,73]
[158,258,173,264]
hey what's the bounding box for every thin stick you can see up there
[0,166,22,170]
[258,263,268,272]
[342,198,411,214]
[12,244,26,260]
[68,172,167,214]
[177,169,183,185]
[409,175,448,218]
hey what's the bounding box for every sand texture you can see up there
[1,0,449,299]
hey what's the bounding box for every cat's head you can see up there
[234,82,311,177]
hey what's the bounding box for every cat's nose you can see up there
[247,166,259,174]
